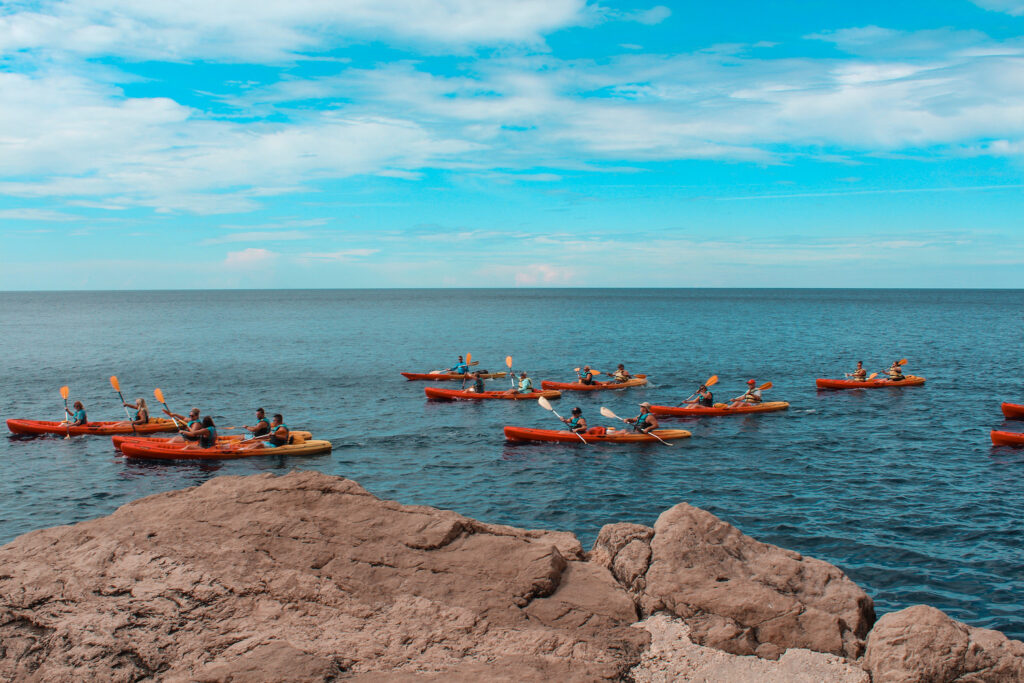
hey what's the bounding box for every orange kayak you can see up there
[1001,403,1024,420]
[503,426,690,443]
[816,376,926,389]
[111,430,314,451]
[425,387,560,401]
[991,430,1024,447]
[402,371,507,381]
[119,437,332,460]
[540,375,647,391]
[7,418,179,437]
[650,401,789,417]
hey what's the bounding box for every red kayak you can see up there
[425,387,561,401]
[401,371,507,381]
[1001,403,1024,420]
[815,376,926,389]
[540,375,647,391]
[650,401,790,417]
[991,430,1024,447]
[7,418,179,437]
[119,437,332,460]
[503,425,691,443]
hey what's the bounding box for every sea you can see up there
[1,288,1021,638]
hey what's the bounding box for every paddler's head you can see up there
[747,379,756,386]
[256,407,265,419]
[189,408,200,420]
[571,407,582,415]
[272,413,283,426]
[639,402,651,410]
[73,401,83,409]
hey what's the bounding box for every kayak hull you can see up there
[503,426,690,443]
[402,372,507,381]
[651,401,790,417]
[119,439,333,460]
[540,375,648,391]
[1001,403,1024,420]
[991,430,1024,447]
[425,387,561,401]
[7,418,179,437]
[112,430,314,451]
[815,376,926,389]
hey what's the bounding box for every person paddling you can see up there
[64,400,88,426]
[626,402,658,434]
[466,371,485,394]
[260,414,290,448]
[731,379,763,407]
[576,366,596,386]
[684,384,714,408]
[180,416,218,448]
[447,356,469,375]
[244,408,272,437]
[122,397,149,425]
[610,364,632,383]
[514,372,534,394]
[847,361,867,382]
[887,360,905,381]
[560,407,587,433]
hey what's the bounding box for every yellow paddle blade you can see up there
[867,373,878,380]
[466,352,472,365]
[505,355,512,368]
[759,381,772,390]
[109,375,120,392]
[538,396,553,411]
[154,388,165,404]
[599,406,619,420]
[705,375,719,387]
[59,385,69,399]
[898,358,907,365]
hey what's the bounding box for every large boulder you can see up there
[864,605,1024,682]
[0,471,647,681]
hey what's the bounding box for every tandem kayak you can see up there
[539,375,648,391]
[118,437,332,460]
[650,401,790,417]
[991,430,1024,447]
[815,376,926,390]
[425,387,561,401]
[1001,403,1024,420]
[401,372,507,381]
[111,431,314,451]
[7,418,179,437]
[503,426,691,443]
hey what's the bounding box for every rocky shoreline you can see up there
[0,470,1020,681]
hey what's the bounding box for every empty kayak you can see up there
[650,401,790,417]
[540,375,648,391]
[425,387,561,401]
[111,431,314,451]
[991,430,1024,447]
[402,372,507,381]
[1001,403,1024,420]
[119,437,332,460]
[503,426,691,443]
[815,376,926,389]
[7,418,179,437]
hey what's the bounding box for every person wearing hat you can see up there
[627,402,659,433]
[560,407,587,433]
[732,379,763,407]
[576,365,596,386]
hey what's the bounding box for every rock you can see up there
[864,604,1024,682]
[639,503,874,659]
[589,522,654,594]
[0,471,648,681]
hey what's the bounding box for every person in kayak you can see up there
[846,361,867,381]
[64,401,88,426]
[887,361,905,381]
[506,372,534,395]
[244,408,272,437]
[610,364,632,383]
[262,414,290,447]
[626,402,659,434]
[577,366,596,385]
[447,356,469,375]
[122,398,149,425]
[683,384,714,408]
[560,407,587,433]
[466,372,486,394]
[186,416,218,448]
[731,380,763,406]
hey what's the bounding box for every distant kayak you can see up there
[503,425,690,443]
[991,430,1024,447]
[401,371,507,381]
[111,431,314,451]
[815,376,926,389]
[540,375,648,391]
[1001,403,1024,420]
[425,387,561,401]
[7,418,179,437]
[650,401,790,417]
[118,436,332,460]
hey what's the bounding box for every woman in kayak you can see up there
[244,408,272,437]
[122,398,149,425]
[887,361,905,381]
[179,416,218,448]
[846,361,867,381]
[610,364,632,383]
[64,401,87,426]
[506,372,534,395]
[577,366,596,385]
[560,407,587,433]
[683,384,714,408]
[626,402,658,433]
[731,380,763,407]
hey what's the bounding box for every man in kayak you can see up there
[506,372,534,395]
[64,401,88,426]
[847,361,867,381]
[887,361,905,381]
[244,408,272,437]
[731,380,763,407]
[610,364,632,383]
[560,407,587,433]
[577,366,596,385]
[262,414,290,447]
[465,372,486,394]
[447,356,469,375]
[122,398,149,425]
[683,384,714,408]
[626,402,659,433]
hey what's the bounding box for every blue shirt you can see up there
[518,378,533,393]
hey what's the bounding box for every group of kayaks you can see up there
[992,403,1024,447]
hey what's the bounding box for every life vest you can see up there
[634,411,651,431]
[269,423,290,447]
[199,425,217,449]
[699,393,713,407]
[252,418,271,436]
[568,416,582,431]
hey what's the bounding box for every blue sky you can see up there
[1,0,1023,289]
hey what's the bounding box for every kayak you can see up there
[815,376,926,389]
[111,430,314,451]
[540,375,648,391]
[7,418,179,437]
[1001,403,1024,420]
[425,387,561,401]
[118,437,332,460]
[991,430,1024,447]
[503,426,691,443]
[650,401,790,417]
[402,372,507,381]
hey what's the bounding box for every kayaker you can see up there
[847,361,867,381]
[263,414,290,448]
[506,372,533,395]
[186,416,218,449]
[122,398,149,425]
[64,401,87,426]
[887,361,905,381]
[732,380,763,406]
[684,385,714,408]
[610,364,632,383]
[560,407,587,433]
[466,372,486,394]
[447,356,469,375]
[577,366,596,385]
[244,408,272,437]
[626,402,658,433]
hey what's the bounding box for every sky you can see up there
[1,0,1023,289]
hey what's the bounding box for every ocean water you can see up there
[1,288,1022,638]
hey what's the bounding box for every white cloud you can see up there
[0,208,80,221]
[200,231,314,245]
[223,247,276,267]
[970,1,1024,16]
[299,249,379,260]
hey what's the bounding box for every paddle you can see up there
[506,356,515,390]
[60,385,70,439]
[110,375,137,435]
[154,388,183,430]
[538,396,588,445]
[730,381,772,403]
[462,353,472,389]
[599,406,673,446]
[677,375,719,406]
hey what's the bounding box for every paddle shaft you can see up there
[607,413,672,447]
[115,388,137,435]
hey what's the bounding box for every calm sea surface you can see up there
[1,289,1022,637]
